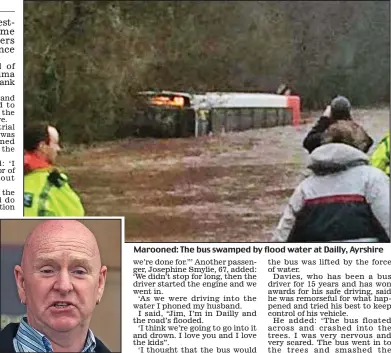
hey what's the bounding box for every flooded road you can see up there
[62,108,389,242]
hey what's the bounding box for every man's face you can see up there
[15,222,107,334]
[44,126,61,164]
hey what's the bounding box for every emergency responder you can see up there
[24,122,85,216]
[370,132,390,176]
[303,96,373,153]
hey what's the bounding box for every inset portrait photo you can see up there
[0,218,122,352]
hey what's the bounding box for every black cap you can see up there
[330,96,351,119]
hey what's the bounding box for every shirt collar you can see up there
[23,151,52,174]
[13,317,96,352]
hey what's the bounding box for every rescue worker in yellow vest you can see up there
[370,132,390,176]
[24,122,85,216]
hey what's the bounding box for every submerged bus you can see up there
[131,91,196,138]
[132,90,301,138]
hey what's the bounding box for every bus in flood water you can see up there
[131,91,300,138]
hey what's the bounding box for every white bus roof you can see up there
[138,91,292,109]
[191,92,289,109]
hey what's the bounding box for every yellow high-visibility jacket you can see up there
[24,168,85,217]
[370,132,390,176]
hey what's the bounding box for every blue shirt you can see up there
[13,317,96,352]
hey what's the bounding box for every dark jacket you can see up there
[303,115,357,153]
[0,323,112,353]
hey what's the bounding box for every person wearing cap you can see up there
[302,96,373,154]
[370,131,390,176]
[24,122,85,216]
[274,120,389,243]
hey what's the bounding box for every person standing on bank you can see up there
[274,120,389,243]
[303,96,373,154]
[0,220,111,352]
[24,122,85,216]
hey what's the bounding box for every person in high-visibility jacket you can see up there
[24,122,85,216]
[370,132,390,176]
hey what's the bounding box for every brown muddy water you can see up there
[61,109,389,242]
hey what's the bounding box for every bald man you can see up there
[0,220,111,352]
[24,122,85,217]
